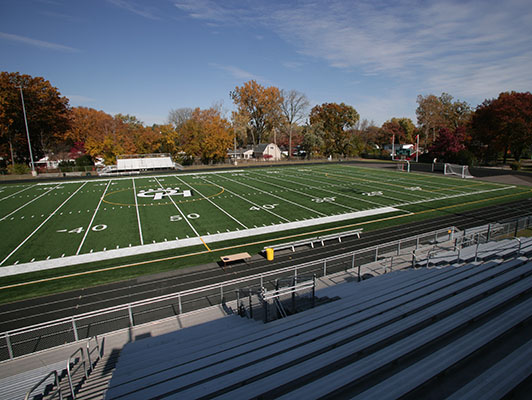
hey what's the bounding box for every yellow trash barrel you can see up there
[266,247,274,261]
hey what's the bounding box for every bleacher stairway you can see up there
[100,237,532,399]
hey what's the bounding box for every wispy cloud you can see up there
[0,32,79,52]
[66,94,95,104]
[173,0,249,25]
[175,0,532,102]
[107,0,160,20]
[210,63,266,83]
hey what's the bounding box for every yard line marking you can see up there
[216,173,328,217]
[280,171,389,206]
[0,182,87,266]
[201,177,290,222]
[296,168,421,204]
[0,184,63,221]
[175,176,248,229]
[0,184,36,202]
[246,172,359,213]
[132,178,144,246]
[76,180,111,255]
[153,177,201,237]
[200,237,212,252]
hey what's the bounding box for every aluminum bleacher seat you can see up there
[0,360,66,400]
[105,256,531,399]
[446,338,532,400]
[109,261,486,384]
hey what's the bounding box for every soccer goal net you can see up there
[444,163,474,179]
[396,160,410,172]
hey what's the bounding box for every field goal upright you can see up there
[396,160,410,172]
[444,163,474,179]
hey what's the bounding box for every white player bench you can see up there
[317,228,363,245]
[263,229,363,253]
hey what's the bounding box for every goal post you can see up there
[444,163,474,179]
[396,160,410,172]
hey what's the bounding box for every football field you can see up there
[0,163,527,276]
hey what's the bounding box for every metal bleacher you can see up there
[103,237,532,399]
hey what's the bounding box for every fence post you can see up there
[178,293,182,314]
[375,247,379,262]
[128,304,134,327]
[323,261,327,277]
[351,253,355,271]
[397,241,401,255]
[220,284,224,302]
[5,333,13,360]
[72,317,79,342]
[416,236,420,249]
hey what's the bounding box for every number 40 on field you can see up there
[57,224,107,234]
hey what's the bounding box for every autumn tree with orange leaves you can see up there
[230,80,283,145]
[0,72,70,164]
[179,108,233,164]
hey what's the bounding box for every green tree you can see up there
[301,122,325,159]
[309,102,359,156]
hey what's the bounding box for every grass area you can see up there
[0,163,531,303]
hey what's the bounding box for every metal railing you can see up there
[67,347,88,400]
[0,226,456,361]
[24,369,62,400]
[423,216,532,268]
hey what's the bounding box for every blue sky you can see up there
[1,0,531,126]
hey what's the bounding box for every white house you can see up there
[253,143,282,161]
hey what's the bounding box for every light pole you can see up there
[17,85,37,176]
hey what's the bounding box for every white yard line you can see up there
[0,184,63,221]
[32,169,246,186]
[217,173,328,217]
[0,182,87,266]
[154,177,200,237]
[76,180,111,255]
[396,185,516,207]
[201,177,290,223]
[0,184,36,202]
[296,168,424,204]
[175,176,248,229]
[248,172,359,212]
[132,178,144,246]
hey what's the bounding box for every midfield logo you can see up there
[137,188,193,200]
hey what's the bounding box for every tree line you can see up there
[1,71,531,171]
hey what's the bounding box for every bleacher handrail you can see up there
[86,336,101,372]
[67,347,88,399]
[24,369,62,400]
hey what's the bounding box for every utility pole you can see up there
[18,86,37,176]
